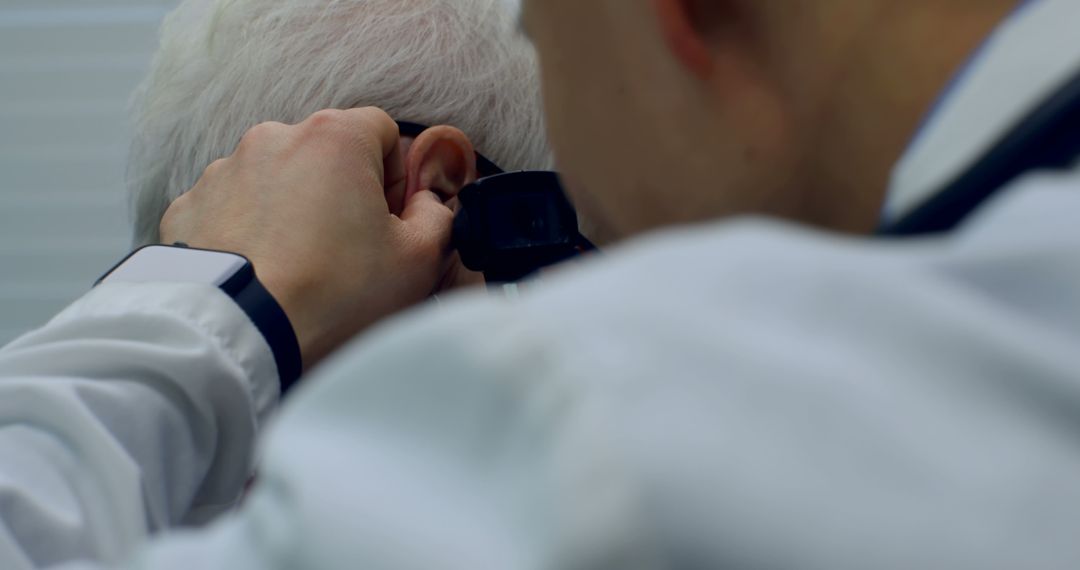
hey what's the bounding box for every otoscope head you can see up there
[452,171,594,284]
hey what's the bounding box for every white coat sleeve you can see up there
[0,282,280,569]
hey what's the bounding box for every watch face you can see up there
[102,246,248,287]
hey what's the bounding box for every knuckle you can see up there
[305,109,347,132]
[159,193,188,239]
[304,109,377,161]
[354,106,395,129]
[352,107,396,146]
[373,108,397,133]
[300,110,358,151]
[203,157,229,177]
[237,121,286,152]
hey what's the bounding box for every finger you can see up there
[400,189,455,252]
[337,107,401,171]
[383,131,408,217]
[334,107,407,215]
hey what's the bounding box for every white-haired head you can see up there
[128,0,551,245]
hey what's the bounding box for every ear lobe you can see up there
[652,0,714,78]
[404,125,478,205]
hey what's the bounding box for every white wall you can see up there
[0,1,177,345]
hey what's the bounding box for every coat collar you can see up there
[884,0,1080,223]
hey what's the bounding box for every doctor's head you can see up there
[522,0,1019,243]
[129,0,549,245]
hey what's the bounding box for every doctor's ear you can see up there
[651,0,752,80]
[404,125,478,205]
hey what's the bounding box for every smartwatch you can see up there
[96,244,303,393]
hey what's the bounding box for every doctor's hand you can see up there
[160,107,457,368]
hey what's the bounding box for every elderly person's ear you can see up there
[404,125,478,206]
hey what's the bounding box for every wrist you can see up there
[250,267,335,367]
[260,280,329,368]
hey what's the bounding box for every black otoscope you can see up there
[453,171,596,283]
[397,122,596,284]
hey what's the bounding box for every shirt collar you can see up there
[883,0,1080,224]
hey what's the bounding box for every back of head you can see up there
[129,0,550,245]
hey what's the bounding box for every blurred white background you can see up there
[0,1,178,345]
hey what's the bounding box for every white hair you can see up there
[128,0,550,245]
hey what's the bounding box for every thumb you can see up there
[400,189,455,252]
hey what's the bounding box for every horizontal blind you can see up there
[0,2,177,345]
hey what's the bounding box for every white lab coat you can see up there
[3,0,1080,568]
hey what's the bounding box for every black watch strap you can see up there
[230,275,303,394]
